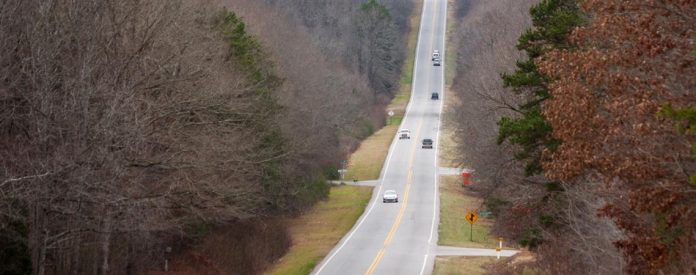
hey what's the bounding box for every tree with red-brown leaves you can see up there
[539,0,696,273]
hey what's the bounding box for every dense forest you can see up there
[0,0,411,274]
[5,0,693,273]
[258,0,411,100]
[450,0,695,274]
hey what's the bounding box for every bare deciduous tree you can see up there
[1,0,289,273]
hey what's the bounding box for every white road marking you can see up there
[419,254,429,275]
[312,1,430,273]
[424,1,448,275]
[312,181,383,275]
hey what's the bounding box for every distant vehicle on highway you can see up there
[431,92,439,100]
[433,58,441,66]
[398,129,411,139]
[432,50,440,61]
[383,190,398,203]
[422,138,433,149]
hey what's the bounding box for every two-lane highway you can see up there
[313,0,448,274]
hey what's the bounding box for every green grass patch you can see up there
[387,115,404,126]
[438,176,498,248]
[264,185,373,275]
[434,256,496,275]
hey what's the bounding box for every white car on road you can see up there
[383,190,398,203]
[398,129,411,139]
[432,50,440,61]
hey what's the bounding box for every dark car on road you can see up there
[431,92,439,100]
[422,138,433,149]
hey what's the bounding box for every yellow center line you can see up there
[364,1,440,274]
[384,182,411,245]
[365,249,386,275]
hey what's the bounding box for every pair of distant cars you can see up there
[431,49,441,98]
[398,132,433,149]
[432,50,441,66]
[388,132,433,203]
[396,130,433,149]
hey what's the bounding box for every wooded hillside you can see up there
[537,1,696,273]
[258,0,411,100]
[451,0,696,273]
[0,0,411,274]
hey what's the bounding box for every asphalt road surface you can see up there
[313,0,448,274]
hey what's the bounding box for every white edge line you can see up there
[425,1,447,275]
[312,1,429,274]
[419,254,429,275]
[312,182,382,275]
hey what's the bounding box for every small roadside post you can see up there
[465,211,479,241]
[387,109,394,125]
[497,237,503,259]
[338,169,347,182]
[339,160,348,183]
[164,246,172,271]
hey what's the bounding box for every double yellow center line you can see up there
[364,2,441,274]
[365,120,421,275]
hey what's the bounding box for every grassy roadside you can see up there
[434,257,496,275]
[345,0,423,181]
[438,176,497,248]
[344,125,399,180]
[264,185,373,275]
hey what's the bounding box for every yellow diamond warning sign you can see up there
[465,211,478,224]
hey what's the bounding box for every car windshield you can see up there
[423,139,432,143]
[385,190,396,195]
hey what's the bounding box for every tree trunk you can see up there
[99,214,112,275]
[37,229,47,275]
[30,203,48,275]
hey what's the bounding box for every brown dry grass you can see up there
[264,185,373,275]
[344,125,399,180]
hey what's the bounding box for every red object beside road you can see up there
[461,171,471,186]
